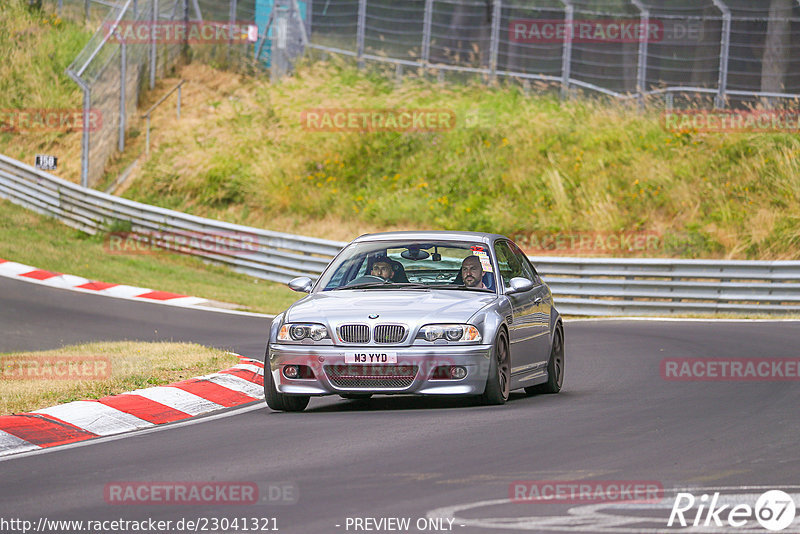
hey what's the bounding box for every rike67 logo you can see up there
[668,490,796,531]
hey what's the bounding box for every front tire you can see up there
[263,346,310,412]
[480,329,510,405]
[525,326,564,395]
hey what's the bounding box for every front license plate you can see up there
[345,352,398,364]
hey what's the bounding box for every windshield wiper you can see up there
[434,284,494,292]
[333,282,430,290]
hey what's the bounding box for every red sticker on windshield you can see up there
[472,250,493,272]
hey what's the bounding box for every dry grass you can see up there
[0,1,91,181]
[121,58,800,259]
[2,0,798,259]
[0,197,302,314]
[0,341,240,415]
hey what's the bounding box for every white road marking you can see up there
[228,363,264,374]
[38,274,91,289]
[427,487,800,533]
[0,261,273,317]
[0,403,264,462]
[0,430,40,457]
[99,284,154,298]
[34,401,154,435]
[0,262,39,276]
[122,386,223,416]
[159,296,210,307]
[200,373,264,399]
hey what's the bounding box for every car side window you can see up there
[509,241,541,285]
[494,241,528,288]
[325,256,366,289]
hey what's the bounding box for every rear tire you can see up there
[263,346,310,412]
[525,327,564,395]
[480,329,510,405]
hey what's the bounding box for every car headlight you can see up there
[417,324,482,343]
[278,323,330,342]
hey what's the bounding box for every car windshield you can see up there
[317,240,496,292]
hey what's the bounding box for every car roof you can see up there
[351,231,508,244]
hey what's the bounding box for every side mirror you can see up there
[288,276,313,293]
[506,277,534,295]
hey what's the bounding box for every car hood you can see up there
[286,289,496,326]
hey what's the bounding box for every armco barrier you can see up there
[2,153,799,315]
[0,154,344,284]
[533,257,800,316]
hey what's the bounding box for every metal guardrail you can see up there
[531,257,800,316]
[2,154,800,315]
[0,154,344,284]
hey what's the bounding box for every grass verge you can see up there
[0,1,92,181]
[0,198,301,314]
[121,58,800,259]
[0,341,241,415]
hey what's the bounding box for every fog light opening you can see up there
[431,365,467,380]
[283,365,315,379]
[450,366,467,379]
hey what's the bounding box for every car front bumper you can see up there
[267,343,493,396]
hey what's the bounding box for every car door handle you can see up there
[534,296,543,304]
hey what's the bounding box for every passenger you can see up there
[370,259,394,281]
[460,255,487,289]
[389,259,409,283]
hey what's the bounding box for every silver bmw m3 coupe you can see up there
[264,231,564,412]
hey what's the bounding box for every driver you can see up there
[460,255,487,288]
[370,259,394,281]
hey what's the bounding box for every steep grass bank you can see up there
[123,58,800,259]
[1,0,797,260]
[0,1,92,180]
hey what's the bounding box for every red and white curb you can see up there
[0,258,221,310]
[0,355,264,457]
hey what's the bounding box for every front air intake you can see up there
[338,324,370,343]
[373,324,406,344]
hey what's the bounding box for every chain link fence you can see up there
[46,0,309,187]
[43,0,800,188]
[45,0,185,187]
[310,0,800,107]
